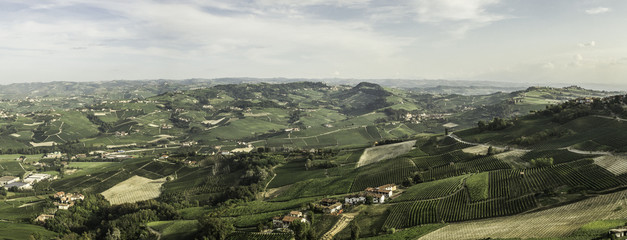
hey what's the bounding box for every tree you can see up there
[309,212,315,225]
[305,159,312,170]
[365,196,374,205]
[530,157,554,168]
[196,216,234,240]
[290,221,315,240]
[486,146,494,156]
[350,222,360,240]
[477,120,486,131]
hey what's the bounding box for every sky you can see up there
[1,0,626,88]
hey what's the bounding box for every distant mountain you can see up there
[0,77,597,101]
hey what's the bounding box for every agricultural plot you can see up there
[493,150,529,169]
[220,197,319,217]
[356,140,417,168]
[272,176,354,201]
[65,162,119,176]
[0,196,48,221]
[227,232,292,240]
[521,149,590,165]
[419,188,627,240]
[594,155,627,176]
[0,222,57,240]
[392,175,467,202]
[385,190,536,229]
[147,220,198,240]
[268,160,327,188]
[488,159,624,199]
[466,172,489,202]
[351,158,417,192]
[421,155,510,181]
[0,136,29,150]
[101,175,167,205]
[411,150,478,170]
[461,145,489,155]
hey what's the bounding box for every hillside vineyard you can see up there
[0,80,625,240]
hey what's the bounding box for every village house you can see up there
[0,176,19,186]
[365,186,393,198]
[35,214,55,223]
[43,151,63,159]
[316,198,343,214]
[53,192,85,210]
[115,131,128,136]
[379,184,397,191]
[345,194,366,204]
[272,211,308,229]
[346,184,397,205]
[609,228,627,238]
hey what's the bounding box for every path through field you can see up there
[420,189,627,240]
[320,213,356,240]
[562,147,612,156]
[447,133,528,152]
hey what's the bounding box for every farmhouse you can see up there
[346,184,396,205]
[316,198,343,214]
[43,151,63,159]
[0,176,19,186]
[53,192,84,209]
[379,184,397,191]
[345,191,387,204]
[365,187,393,198]
[35,214,55,223]
[369,192,386,204]
[272,211,308,228]
[345,194,366,204]
[610,228,627,238]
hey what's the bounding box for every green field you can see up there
[0,222,58,240]
[147,220,198,240]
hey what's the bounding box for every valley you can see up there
[0,80,625,239]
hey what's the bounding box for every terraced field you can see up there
[356,140,417,167]
[101,175,167,205]
[420,188,627,240]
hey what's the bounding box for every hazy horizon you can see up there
[1,0,626,87]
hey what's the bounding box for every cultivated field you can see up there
[101,175,167,205]
[420,189,627,240]
[594,155,627,175]
[461,145,489,155]
[356,140,416,167]
[493,150,529,169]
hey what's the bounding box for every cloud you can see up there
[411,0,507,36]
[585,7,610,15]
[0,0,416,82]
[578,41,595,47]
[542,62,555,69]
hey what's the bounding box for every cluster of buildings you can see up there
[53,191,85,210]
[345,184,396,205]
[315,198,343,214]
[610,227,627,238]
[272,211,309,229]
[1,173,54,190]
